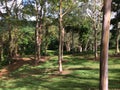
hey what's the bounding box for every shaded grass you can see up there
[0,52,120,90]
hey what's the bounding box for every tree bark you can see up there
[4,0,13,64]
[35,17,42,64]
[58,0,64,73]
[116,28,120,53]
[94,25,98,60]
[35,28,41,64]
[66,42,71,52]
[0,39,3,62]
[93,0,98,60]
[35,1,45,64]
[100,0,112,90]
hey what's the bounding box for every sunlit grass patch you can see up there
[0,52,120,90]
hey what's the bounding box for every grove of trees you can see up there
[0,0,119,90]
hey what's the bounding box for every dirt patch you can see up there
[61,70,71,75]
[48,70,72,79]
[0,56,49,77]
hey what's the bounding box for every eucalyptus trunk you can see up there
[58,0,64,73]
[100,0,112,90]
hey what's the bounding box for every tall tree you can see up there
[58,0,64,73]
[100,0,112,90]
[1,0,18,64]
[58,0,76,73]
[86,0,103,60]
[35,0,46,64]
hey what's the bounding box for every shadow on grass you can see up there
[109,68,120,89]
[0,62,99,90]
[0,65,120,90]
[68,67,95,70]
[0,53,120,90]
[0,71,99,90]
[40,80,98,90]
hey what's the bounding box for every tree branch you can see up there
[62,7,71,17]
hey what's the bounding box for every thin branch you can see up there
[10,0,16,11]
[62,7,71,17]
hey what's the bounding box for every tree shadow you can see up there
[0,54,120,90]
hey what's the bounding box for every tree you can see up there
[100,0,112,90]
[86,0,103,60]
[0,0,22,64]
[58,0,77,73]
[34,0,47,64]
[64,1,93,53]
[41,19,58,55]
[58,0,64,73]
[0,0,34,63]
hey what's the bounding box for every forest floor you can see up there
[0,51,120,90]
[0,56,49,77]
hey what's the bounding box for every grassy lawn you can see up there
[0,52,120,90]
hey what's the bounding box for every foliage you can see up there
[18,25,35,55]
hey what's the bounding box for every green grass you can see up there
[0,52,120,90]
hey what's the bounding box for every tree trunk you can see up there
[116,28,120,53]
[84,39,89,51]
[8,25,13,64]
[78,44,82,52]
[35,1,44,64]
[35,21,41,64]
[12,28,19,57]
[0,48,3,62]
[71,30,74,53]
[100,0,112,90]
[35,19,39,63]
[94,25,98,60]
[14,44,18,57]
[66,42,71,52]
[0,43,3,62]
[58,0,64,73]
